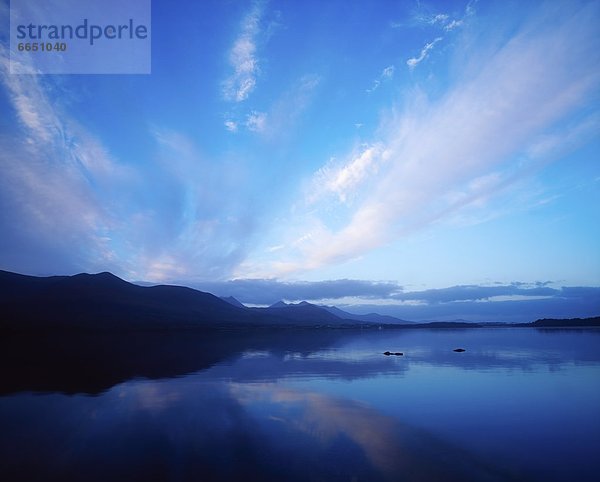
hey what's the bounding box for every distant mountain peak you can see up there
[73,271,120,280]
[319,304,415,324]
[0,269,419,332]
[220,296,246,309]
[68,271,132,288]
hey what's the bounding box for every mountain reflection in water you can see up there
[1,328,599,481]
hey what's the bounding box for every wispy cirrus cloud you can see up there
[240,74,320,139]
[0,46,128,275]
[393,0,473,30]
[428,13,449,25]
[444,19,463,31]
[136,127,258,282]
[224,120,238,132]
[403,0,473,69]
[410,0,475,30]
[245,110,267,133]
[254,1,600,278]
[0,45,256,282]
[366,65,395,93]
[222,1,265,103]
[308,144,388,204]
[406,37,443,69]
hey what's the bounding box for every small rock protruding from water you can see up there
[383,351,403,356]
[453,348,466,352]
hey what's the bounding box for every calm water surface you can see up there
[1,328,599,481]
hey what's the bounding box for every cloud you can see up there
[444,19,463,31]
[230,384,456,479]
[261,2,600,277]
[245,110,267,133]
[406,37,443,69]
[189,279,600,322]
[224,74,319,137]
[309,144,388,204]
[186,277,600,322]
[346,290,600,323]
[390,284,559,303]
[366,65,395,93]
[186,275,600,307]
[224,120,238,132]
[414,1,474,31]
[222,1,265,102]
[191,278,401,305]
[394,0,475,39]
[135,128,258,282]
[405,10,449,28]
[0,46,128,275]
[429,13,449,25]
[1,55,61,144]
[381,65,395,79]
[243,74,320,139]
[0,45,257,282]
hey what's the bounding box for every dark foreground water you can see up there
[1,328,599,481]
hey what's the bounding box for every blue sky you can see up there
[0,0,599,320]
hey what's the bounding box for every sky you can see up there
[0,0,599,321]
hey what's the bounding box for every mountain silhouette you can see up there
[220,296,246,308]
[256,300,348,325]
[531,316,600,327]
[321,305,415,324]
[5,269,589,333]
[0,270,252,331]
[0,270,369,332]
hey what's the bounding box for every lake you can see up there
[1,328,599,481]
